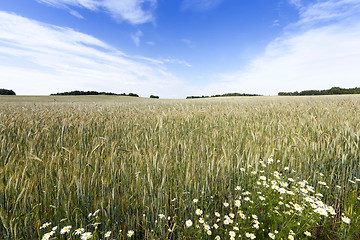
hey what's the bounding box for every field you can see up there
[0,95,359,239]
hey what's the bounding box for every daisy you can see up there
[280,182,288,187]
[314,207,328,217]
[185,219,193,227]
[127,230,134,237]
[269,233,275,239]
[81,232,92,240]
[104,231,111,238]
[60,226,72,234]
[42,231,55,240]
[300,188,308,194]
[342,216,351,224]
[304,231,311,236]
[278,188,287,194]
[40,222,51,229]
[329,209,336,215]
[229,231,236,237]
[294,204,303,212]
[75,228,85,235]
[195,209,203,215]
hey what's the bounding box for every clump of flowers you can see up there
[183,157,352,239]
[40,209,135,239]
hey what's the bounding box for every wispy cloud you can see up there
[131,30,143,46]
[272,19,280,27]
[162,58,192,68]
[201,0,360,95]
[295,0,360,26]
[181,0,223,12]
[0,11,184,97]
[181,38,195,48]
[36,0,157,24]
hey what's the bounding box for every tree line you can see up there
[186,92,261,99]
[50,91,139,97]
[278,87,360,96]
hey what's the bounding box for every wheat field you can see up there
[0,95,359,239]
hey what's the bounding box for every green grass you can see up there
[0,95,359,239]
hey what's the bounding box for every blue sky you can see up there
[0,0,360,98]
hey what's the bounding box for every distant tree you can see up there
[128,93,139,97]
[0,89,16,95]
[215,93,261,97]
[186,96,210,99]
[186,93,261,99]
[150,95,159,99]
[300,90,321,95]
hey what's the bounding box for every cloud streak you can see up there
[36,0,157,24]
[0,11,184,97]
[181,0,223,12]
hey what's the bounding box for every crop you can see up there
[0,95,359,239]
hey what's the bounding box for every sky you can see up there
[0,0,360,98]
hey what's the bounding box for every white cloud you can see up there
[201,0,360,95]
[294,0,360,26]
[36,0,157,24]
[0,11,184,97]
[181,0,223,12]
[131,30,143,46]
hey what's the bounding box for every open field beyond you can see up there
[0,95,359,239]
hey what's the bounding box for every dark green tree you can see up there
[0,89,16,95]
